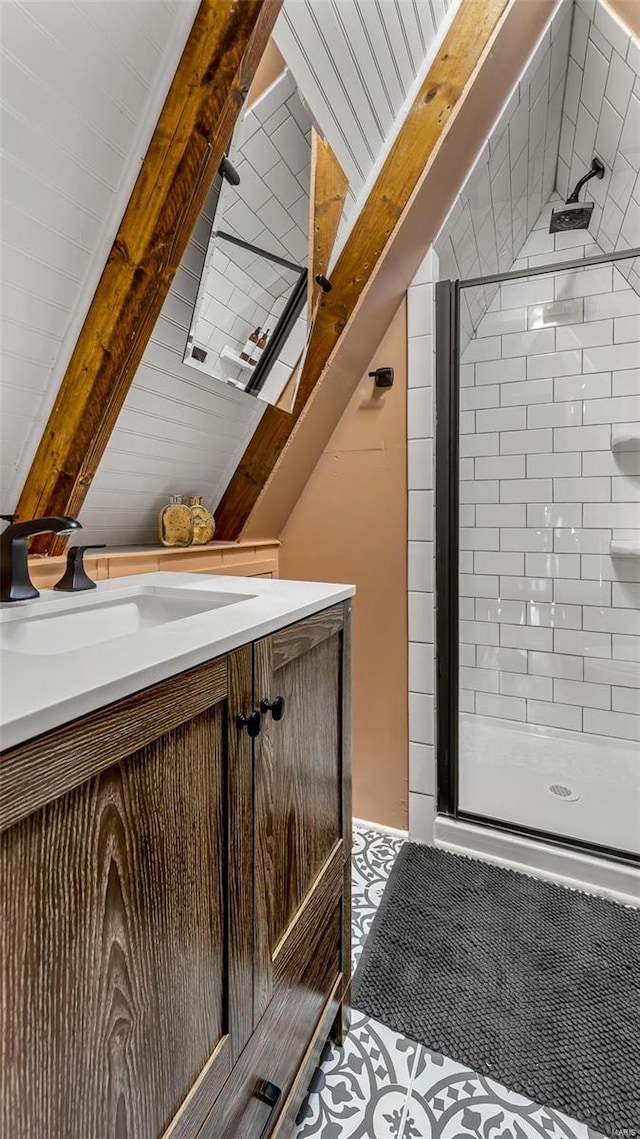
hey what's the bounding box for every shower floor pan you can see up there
[459,713,639,857]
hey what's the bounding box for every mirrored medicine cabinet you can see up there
[183,68,347,410]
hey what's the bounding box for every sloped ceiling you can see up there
[75,0,459,546]
[0,0,199,515]
[5,0,636,545]
[76,182,268,547]
[273,0,459,239]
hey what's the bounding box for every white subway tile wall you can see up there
[433,0,574,353]
[405,0,640,843]
[556,0,640,295]
[458,200,640,742]
[407,248,437,842]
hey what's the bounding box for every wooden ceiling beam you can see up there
[16,0,282,555]
[214,0,512,540]
[307,131,349,324]
[276,130,348,414]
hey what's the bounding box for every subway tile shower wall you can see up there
[407,248,437,843]
[556,0,640,287]
[405,0,639,842]
[434,0,640,352]
[459,203,640,744]
[434,0,574,354]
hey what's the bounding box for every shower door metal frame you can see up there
[435,246,640,868]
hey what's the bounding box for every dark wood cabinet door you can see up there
[0,650,253,1139]
[252,603,352,1027]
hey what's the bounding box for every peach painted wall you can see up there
[279,302,409,830]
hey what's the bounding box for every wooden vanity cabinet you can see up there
[0,651,254,1139]
[0,601,351,1139]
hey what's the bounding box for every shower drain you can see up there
[544,781,580,802]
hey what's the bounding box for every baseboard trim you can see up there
[435,816,640,907]
[353,817,409,840]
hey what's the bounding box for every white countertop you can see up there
[0,572,355,750]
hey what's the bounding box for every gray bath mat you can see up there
[352,842,640,1136]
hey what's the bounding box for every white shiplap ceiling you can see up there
[1,0,455,541]
[274,0,456,239]
[0,0,199,513]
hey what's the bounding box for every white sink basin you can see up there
[0,584,256,656]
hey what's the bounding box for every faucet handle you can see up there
[53,544,106,592]
[68,544,106,559]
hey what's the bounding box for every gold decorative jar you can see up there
[158,494,193,547]
[189,496,215,545]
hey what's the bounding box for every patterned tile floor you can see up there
[293,827,606,1139]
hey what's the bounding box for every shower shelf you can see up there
[610,540,640,558]
[220,346,255,372]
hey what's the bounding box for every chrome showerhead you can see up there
[549,156,605,233]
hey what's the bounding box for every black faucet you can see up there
[0,515,82,602]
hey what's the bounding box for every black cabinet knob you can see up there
[236,709,262,738]
[260,696,285,721]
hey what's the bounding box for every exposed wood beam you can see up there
[17,0,282,555]
[277,130,348,414]
[214,0,512,540]
[307,131,349,323]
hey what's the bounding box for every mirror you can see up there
[184,70,316,407]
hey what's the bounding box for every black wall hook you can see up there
[369,366,394,389]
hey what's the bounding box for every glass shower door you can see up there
[452,253,640,858]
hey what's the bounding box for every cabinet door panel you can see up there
[197,904,341,1139]
[261,631,340,946]
[253,603,351,1023]
[1,671,246,1139]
